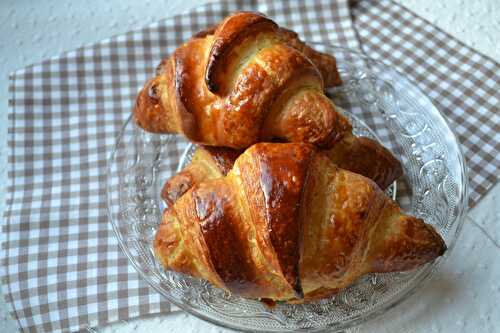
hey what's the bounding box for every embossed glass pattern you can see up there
[107,46,468,332]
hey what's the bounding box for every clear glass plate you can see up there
[106,45,468,332]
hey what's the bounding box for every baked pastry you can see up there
[134,11,349,148]
[135,11,403,186]
[154,143,445,302]
[161,146,242,207]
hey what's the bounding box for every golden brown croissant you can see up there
[154,143,445,302]
[134,11,351,148]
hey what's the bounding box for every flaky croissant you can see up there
[134,11,349,148]
[135,11,402,186]
[154,143,445,302]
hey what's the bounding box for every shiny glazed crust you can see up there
[134,11,350,148]
[327,135,403,190]
[154,143,446,302]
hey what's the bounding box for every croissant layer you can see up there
[154,143,445,301]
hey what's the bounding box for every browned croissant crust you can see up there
[134,11,351,148]
[326,135,403,190]
[161,146,242,206]
[162,135,402,207]
[154,143,445,302]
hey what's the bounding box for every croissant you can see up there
[154,143,445,302]
[134,11,350,148]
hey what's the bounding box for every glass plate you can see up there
[107,45,468,332]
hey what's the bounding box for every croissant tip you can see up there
[437,236,447,257]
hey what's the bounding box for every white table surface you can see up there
[1,0,499,332]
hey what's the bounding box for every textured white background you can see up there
[1,0,499,332]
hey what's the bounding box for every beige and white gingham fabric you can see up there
[352,0,500,206]
[2,0,499,332]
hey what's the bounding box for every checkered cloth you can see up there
[2,0,499,332]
